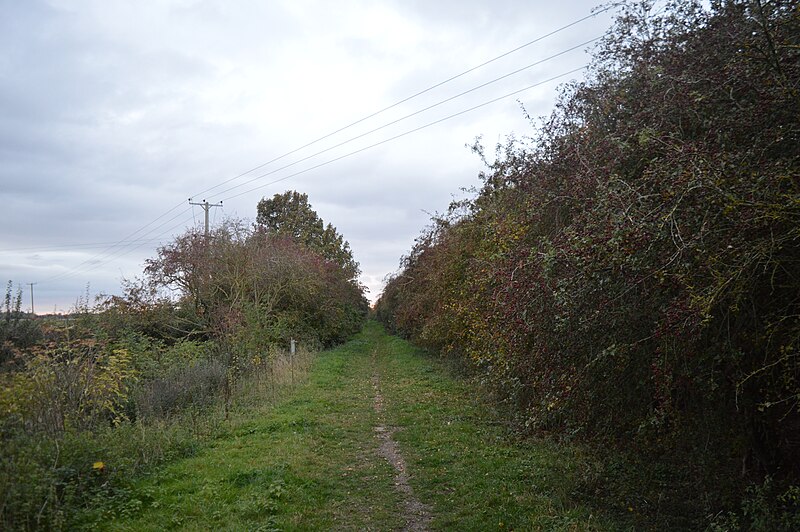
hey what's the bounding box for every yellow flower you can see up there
[92,461,105,471]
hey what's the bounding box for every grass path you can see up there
[95,322,627,531]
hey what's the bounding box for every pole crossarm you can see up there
[188,199,223,238]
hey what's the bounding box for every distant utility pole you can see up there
[27,282,36,315]
[188,199,223,238]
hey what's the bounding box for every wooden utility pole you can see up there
[188,199,223,238]
[27,282,36,315]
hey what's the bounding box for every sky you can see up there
[0,0,618,313]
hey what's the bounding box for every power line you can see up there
[36,63,587,286]
[40,209,192,284]
[36,201,187,284]
[187,5,614,200]
[0,239,168,253]
[206,37,599,201]
[19,6,614,284]
[41,214,195,285]
[39,207,192,284]
[221,65,588,203]
[30,59,591,285]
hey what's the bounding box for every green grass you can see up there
[373,330,627,531]
[83,322,630,530]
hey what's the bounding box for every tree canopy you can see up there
[145,218,367,349]
[256,191,360,280]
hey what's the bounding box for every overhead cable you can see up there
[221,65,588,202]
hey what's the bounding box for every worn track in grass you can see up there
[93,321,626,531]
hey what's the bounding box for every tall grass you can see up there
[0,341,313,530]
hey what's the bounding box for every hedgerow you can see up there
[377,1,800,526]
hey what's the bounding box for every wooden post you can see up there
[290,338,296,385]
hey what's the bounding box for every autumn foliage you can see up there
[144,218,367,350]
[377,0,799,525]
[1,193,367,529]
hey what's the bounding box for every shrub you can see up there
[0,343,137,436]
[133,358,226,420]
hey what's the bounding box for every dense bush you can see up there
[144,217,368,349]
[0,342,137,436]
[377,0,800,526]
[0,193,367,529]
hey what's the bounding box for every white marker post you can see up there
[290,338,296,385]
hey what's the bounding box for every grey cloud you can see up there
[1,0,616,307]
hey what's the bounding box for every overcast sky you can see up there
[0,0,617,313]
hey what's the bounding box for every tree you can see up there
[256,191,360,280]
[144,217,368,348]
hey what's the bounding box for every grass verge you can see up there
[84,322,633,530]
[373,328,632,531]
[81,328,402,530]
